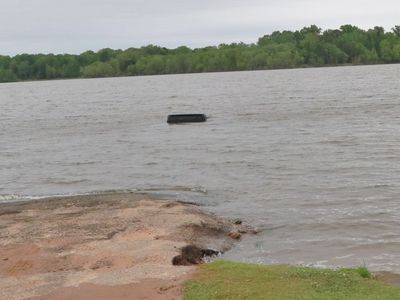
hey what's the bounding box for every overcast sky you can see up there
[1,0,399,55]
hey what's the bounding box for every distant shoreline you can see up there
[0,62,399,85]
[1,24,400,83]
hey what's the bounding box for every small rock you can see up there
[233,219,242,225]
[172,245,203,266]
[159,285,176,292]
[238,228,258,234]
[201,249,221,256]
[228,232,241,240]
[172,245,221,266]
[248,229,258,234]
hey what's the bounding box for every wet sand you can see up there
[0,193,247,300]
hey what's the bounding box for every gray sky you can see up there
[1,0,399,55]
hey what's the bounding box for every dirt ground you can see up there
[0,193,245,300]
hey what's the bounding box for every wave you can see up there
[0,186,208,204]
[42,179,90,185]
[0,190,138,204]
[0,194,39,203]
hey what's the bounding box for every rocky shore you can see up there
[0,192,254,299]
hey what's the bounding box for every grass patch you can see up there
[354,266,371,279]
[184,261,400,300]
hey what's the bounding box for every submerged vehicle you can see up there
[167,114,207,124]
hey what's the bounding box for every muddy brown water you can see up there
[1,64,400,273]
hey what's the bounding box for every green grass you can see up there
[184,261,400,300]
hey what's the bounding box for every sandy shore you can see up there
[0,193,250,300]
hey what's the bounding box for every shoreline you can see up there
[1,192,399,299]
[0,192,252,299]
[1,62,399,85]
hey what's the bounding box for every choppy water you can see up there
[1,64,400,273]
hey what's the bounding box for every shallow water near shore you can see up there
[1,64,400,273]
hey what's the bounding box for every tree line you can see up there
[1,24,400,83]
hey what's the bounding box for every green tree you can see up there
[392,25,400,37]
[116,49,138,72]
[0,69,16,82]
[78,50,97,66]
[97,48,115,62]
[80,61,116,77]
[62,57,80,78]
[16,61,31,79]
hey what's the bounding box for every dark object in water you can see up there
[167,114,207,124]
[172,245,221,266]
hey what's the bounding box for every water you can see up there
[1,64,400,273]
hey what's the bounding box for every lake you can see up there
[1,64,400,272]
